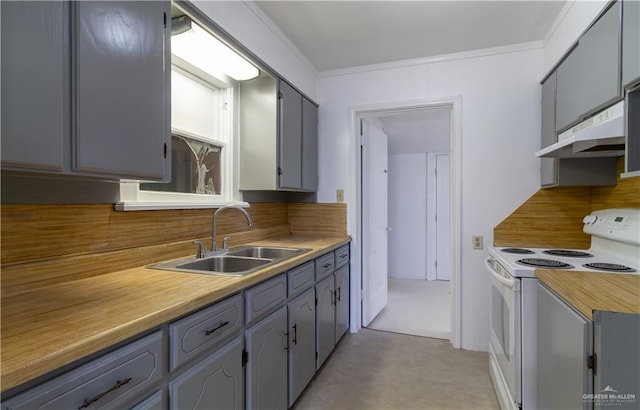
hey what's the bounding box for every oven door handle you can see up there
[485,257,516,289]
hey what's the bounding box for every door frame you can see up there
[350,96,462,348]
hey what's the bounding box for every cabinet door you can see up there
[245,307,288,410]
[556,1,621,132]
[279,80,302,189]
[334,265,350,344]
[537,283,592,410]
[315,275,335,370]
[1,1,68,171]
[301,98,318,191]
[593,311,640,410]
[622,0,640,87]
[541,72,557,149]
[287,288,315,406]
[169,337,243,410]
[74,1,170,180]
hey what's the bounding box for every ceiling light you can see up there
[171,16,259,81]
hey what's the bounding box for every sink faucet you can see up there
[194,205,253,258]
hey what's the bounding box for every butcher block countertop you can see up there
[0,234,350,393]
[536,269,640,320]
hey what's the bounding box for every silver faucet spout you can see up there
[212,205,253,253]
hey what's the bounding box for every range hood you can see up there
[536,101,625,158]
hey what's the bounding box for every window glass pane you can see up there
[141,134,221,195]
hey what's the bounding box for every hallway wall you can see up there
[388,153,427,279]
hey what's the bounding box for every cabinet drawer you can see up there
[3,331,164,410]
[246,274,287,324]
[288,261,315,297]
[130,389,165,410]
[334,245,349,268]
[169,294,243,370]
[314,253,334,281]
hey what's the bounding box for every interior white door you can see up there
[435,154,451,280]
[362,118,388,326]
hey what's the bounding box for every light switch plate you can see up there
[336,189,344,202]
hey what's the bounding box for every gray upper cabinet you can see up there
[301,98,319,191]
[555,1,622,133]
[279,80,303,189]
[238,76,318,192]
[1,1,68,172]
[0,1,170,181]
[540,73,557,150]
[73,1,170,180]
[622,0,640,87]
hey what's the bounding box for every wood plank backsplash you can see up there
[1,202,347,295]
[494,157,640,248]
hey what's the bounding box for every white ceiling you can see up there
[380,109,451,155]
[254,0,566,72]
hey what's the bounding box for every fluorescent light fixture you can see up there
[171,16,259,81]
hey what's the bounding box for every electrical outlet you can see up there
[472,235,483,250]
[336,189,344,202]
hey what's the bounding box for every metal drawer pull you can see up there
[339,254,347,258]
[322,263,331,268]
[205,321,230,336]
[336,287,341,302]
[331,290,336,305]
[78,377,132,409]
[292,324,298,345]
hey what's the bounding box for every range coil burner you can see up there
[582,263,636,273]
[500,248,535,254]
[543,249,593,258]
[516,258,573,269]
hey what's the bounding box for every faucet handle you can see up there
[222,236,231,251]
[193,240,207,258]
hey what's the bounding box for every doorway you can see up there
[354,98,461,347]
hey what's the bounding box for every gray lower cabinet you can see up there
[334,265,350,344]
[130,390,166,410]
[245,306,288,410]
[3,331,165,410]
[316,275,336,369]
[168,336,244,410]
[537,283,593,410]
[0,0,170,181]
[287,287,316,406]
[592,311,640,410]
[555,1,621,133]
[623,0,640,88]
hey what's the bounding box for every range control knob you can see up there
[583,215,597,224]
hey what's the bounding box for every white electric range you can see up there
[486,208,640,410]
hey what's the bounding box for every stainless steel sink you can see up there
[149,246,310,277]
[226,246,308,260]
[177,256,272,273]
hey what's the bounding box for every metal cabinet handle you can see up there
[331,290,336,305]
[78,377,132,409]
[284,330,290,351]
[322,263,331,268]
[205,321,229,336]
[336,286,341,302]
[292,324,298,345]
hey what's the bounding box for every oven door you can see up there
[486,257,521,407]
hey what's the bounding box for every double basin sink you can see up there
[150,246,311,277]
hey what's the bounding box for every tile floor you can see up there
[293,328,499,410]
[368,278,451,340]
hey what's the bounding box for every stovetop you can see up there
[489,246,638,278]
[489,208,640,278]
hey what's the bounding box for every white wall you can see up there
[543,1,608,74]
[318,46,543,351]
[388,153,427,280]
[193,1,317,99]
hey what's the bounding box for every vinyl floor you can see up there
[293,328,500,410]
[368,278,451,339]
